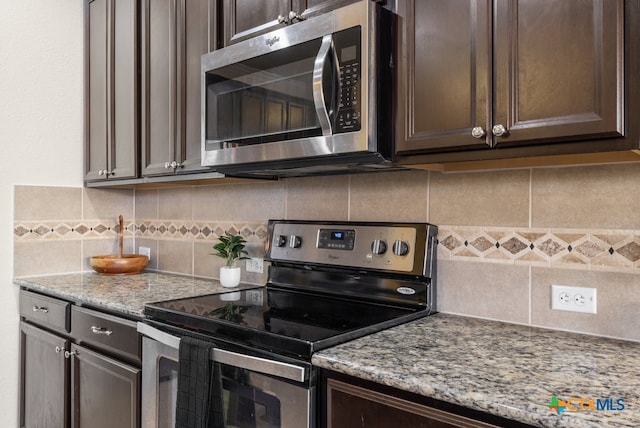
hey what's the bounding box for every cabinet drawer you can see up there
[19,290,71,333]
[71,306,141,364]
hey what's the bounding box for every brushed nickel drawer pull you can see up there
[64,350,78,359]
[32,305,49,313]
[91,326,113,336]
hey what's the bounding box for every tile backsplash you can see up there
[13,163,640,341]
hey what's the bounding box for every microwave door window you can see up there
[206,38,325,149]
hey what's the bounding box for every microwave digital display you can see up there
[341,45,357,62]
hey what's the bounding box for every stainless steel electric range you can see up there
[138,219,438,428]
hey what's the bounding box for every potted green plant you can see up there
[211,231,249,287]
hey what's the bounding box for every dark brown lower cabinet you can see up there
[20,321,70,428]
[19,290,141,428]
[71,344,140,428]
[323,372,532,428]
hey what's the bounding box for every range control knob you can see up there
[289,235,302,249]
[275,235,287,247]
[371,239,387,255]
[393,240,410,256]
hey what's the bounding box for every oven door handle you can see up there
[137,322,181,349]
[137,322,307,383]
[211,348,306,383]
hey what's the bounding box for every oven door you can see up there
[138,322,315,428]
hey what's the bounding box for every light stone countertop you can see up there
[14,271,261,318]
[312,313,640,428]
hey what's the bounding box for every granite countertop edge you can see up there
[14,270,262,318]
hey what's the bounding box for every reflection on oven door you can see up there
[158,357,179,427]
[142,336,180,428]
[219,365,313,428]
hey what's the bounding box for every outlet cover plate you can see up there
[551,284,597,314]
[139,246,151,261]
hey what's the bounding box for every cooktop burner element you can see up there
[144,220,438,360]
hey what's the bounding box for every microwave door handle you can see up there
[313,35,339,136]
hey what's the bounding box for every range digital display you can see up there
[331,231,345,240]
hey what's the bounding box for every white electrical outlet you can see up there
[246,257,264,274]
[551,285,597,314]
[139,246,151,261]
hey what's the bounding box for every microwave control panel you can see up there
[335,27,361,133]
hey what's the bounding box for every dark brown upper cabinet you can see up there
[221,0,357,46]
[395,0,631,165]
[141,0,218,177]
[84,0,138,182]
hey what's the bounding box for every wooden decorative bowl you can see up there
[90,254,149,275]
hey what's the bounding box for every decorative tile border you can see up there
[14,219,268,245]
[135,220,268,244]
[438,226,640,273]
[13,220,134,240]
[14,220,640,273]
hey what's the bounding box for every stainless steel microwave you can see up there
[201,1,396,177]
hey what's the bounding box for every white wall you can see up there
[0,0,84,424]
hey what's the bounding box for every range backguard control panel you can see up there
[266,221,436,275]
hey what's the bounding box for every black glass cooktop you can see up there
[144,286,426,359]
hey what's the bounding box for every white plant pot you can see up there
[219,266,241,288]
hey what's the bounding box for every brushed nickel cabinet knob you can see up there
[471,127,486,139]
[492,124,508,137]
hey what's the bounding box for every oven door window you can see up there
[205,38,327,149]
[217,363,312,428]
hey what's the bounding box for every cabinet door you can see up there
[142,0,215,176]
[84,0,137,181]
[221,0,358,46]
[85,0,110,181]
[178,0,217,173]
[110,0,138,179]
[326,377,499,428]
[141,0,175,176]
[71,344,141,428]
[221,0,289,46]
[492,0,624,147]
[395,0,492,155]
[19,321,69,428]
